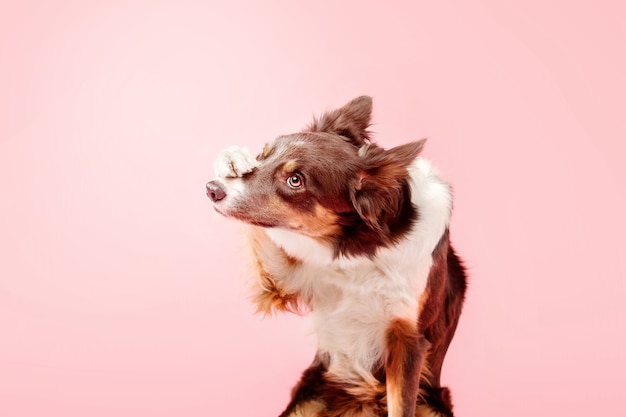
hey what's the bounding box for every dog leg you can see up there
[415,244,466,417]
[385,319,429,417]
[279,354,328,417]
[247,226,307,314]
[214,145,260,178]
[280,354,386,417]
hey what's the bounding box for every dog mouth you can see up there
[211,205,277,229]
[212,205,226,216]
[209,199,231,219]
[248,219,277,228]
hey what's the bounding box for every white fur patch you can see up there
[214,145,259,178]
[211,146,259,213]
[266,229,335,266]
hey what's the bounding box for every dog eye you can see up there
[287,173,304,189]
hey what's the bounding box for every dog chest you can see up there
[311,260,428,381]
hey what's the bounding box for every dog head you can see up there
[207,96,426,257]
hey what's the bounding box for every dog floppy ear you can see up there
[351,139,426,232]
[307,96,373,146]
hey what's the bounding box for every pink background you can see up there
[1,1,625,416]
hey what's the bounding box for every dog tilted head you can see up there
[207,96,426,257]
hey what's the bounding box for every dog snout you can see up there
[206,180,227,202]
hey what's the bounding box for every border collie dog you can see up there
[206,96,467,417]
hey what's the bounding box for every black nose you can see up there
[206,181,227,202]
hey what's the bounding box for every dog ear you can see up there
[350,139,426,232]
[306,96,373,146]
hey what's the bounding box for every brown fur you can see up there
[207,96,467,416]
[385,319,428,417]
[307,96,374,146]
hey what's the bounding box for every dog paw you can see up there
[214,146,260,178]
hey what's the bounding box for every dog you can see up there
[206,96,467,417]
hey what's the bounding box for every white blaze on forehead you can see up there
[213,145,260,178]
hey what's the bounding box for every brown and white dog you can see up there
[206,96,467,417]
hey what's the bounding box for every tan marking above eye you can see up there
[283,160,299,172]
[261,143,274,159]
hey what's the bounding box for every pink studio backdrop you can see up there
[1,1,625,416]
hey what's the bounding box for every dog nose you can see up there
[206,181,227,202]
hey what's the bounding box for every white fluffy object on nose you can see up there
[214,145,260,178]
